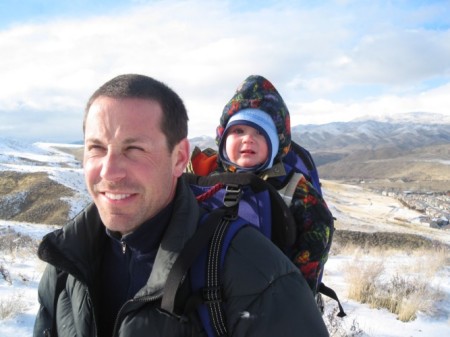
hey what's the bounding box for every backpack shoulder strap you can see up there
[183,172,297,248]
[277,171,304,205]
[161,207,232,315]
[162,184,246,337]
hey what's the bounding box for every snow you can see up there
[1,141,449,336]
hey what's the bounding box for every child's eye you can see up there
[232,127,244,134]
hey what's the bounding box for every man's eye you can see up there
[88,144,104,151]
[127,146,145,152]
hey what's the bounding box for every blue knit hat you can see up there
[219,108,279,172]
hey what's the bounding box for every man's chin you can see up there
[99,213,139,235]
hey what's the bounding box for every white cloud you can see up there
[0,0,449,141]
[290,82,450,126]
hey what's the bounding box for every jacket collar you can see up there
[128,176,200,298]
[38,176,201,298]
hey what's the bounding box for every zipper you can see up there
[121,240,127,254]
[111,294,163,337]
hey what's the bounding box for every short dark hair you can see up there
[83,74,188,152]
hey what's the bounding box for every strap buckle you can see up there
[223,184,242,208]
[203,286,223,304]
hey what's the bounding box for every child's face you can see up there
[225,124,269,168]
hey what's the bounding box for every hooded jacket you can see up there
[216,75,291,173]
[33,176,329,337]
[213,75,335,293]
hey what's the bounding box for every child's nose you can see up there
[243,134,255,143]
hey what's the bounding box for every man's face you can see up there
[83,96,188,235]
[225,124,269,168]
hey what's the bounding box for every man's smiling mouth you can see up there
[104,193,132,200]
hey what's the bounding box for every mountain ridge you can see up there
[189,113,450,192]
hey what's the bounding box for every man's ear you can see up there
[172,138,190,177]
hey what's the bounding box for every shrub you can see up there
[0,264,12,284]
[345,257,384,303]
[324,306,365,337]
[0,293,28,320]
[344,253,445,322]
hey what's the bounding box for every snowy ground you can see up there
[321,181,450,336]
[0,140,449,336]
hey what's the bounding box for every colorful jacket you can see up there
[189,75,334,294]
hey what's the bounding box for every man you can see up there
[34,74,329,337]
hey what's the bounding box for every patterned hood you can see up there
[216,75,291,171]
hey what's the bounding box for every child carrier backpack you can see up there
[161,142,345,336]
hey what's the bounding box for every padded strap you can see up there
[161,208,228,314]
[277,172,303,205]
[184,172,297,248]
[204,213,231,336]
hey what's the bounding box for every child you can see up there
[189,75,334,297]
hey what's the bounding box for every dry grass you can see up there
[0,228,40,320]
[332,230,448,253]
[345,258,384,303]
[0,293,28,320]
[325,307,365,337]
[404,246,449,277]
[0,227,39,258]
[343,245,447,322]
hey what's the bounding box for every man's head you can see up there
[84,74,188,152]
[83,74,190,235]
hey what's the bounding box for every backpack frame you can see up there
[162,143,345,336]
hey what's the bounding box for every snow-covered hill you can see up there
[0,133,449,337]
[293,115,450,152]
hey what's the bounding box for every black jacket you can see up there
[33,177,329,337]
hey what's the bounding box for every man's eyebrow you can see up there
[123,137,145,144]
[84,137,147,144]
[84,138,102,144]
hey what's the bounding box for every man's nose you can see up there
[100,151,126,182]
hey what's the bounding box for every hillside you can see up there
[0,140,89,225]
[291,114,450,192]
[0,113,449,224]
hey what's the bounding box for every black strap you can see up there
[184,172,268,194]
[162,184,243,337]
[318,282,346,317]
[204,213,231,336]
[161,208,229,314]
[184,172,297,249]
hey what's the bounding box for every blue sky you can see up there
[1,0,449,142]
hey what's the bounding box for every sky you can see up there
[0,0,449,143]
